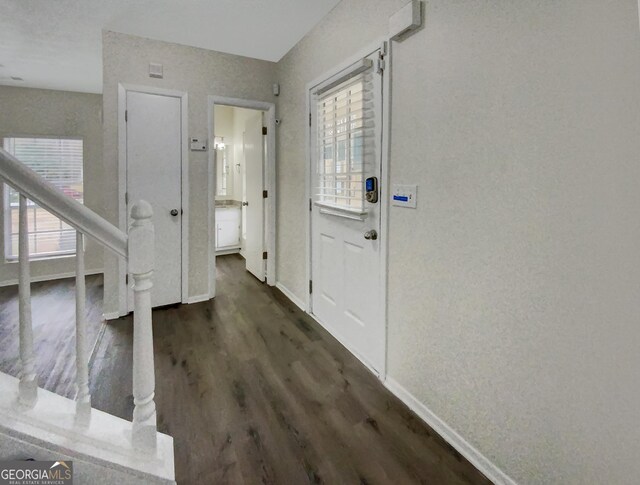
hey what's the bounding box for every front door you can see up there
[310,51,385,372]
[126,91,183,308]
[243,111,265,281]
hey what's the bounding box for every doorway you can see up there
[307,48,388,375]
[208,97,276,296]
[119,86,189,310]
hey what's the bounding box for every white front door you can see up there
[243,111,265,281]
[126,91,182,308]
[310,51,385,372]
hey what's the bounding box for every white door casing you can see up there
[126,91,182,308]
[310,50,385,373]
[244,111,265,281]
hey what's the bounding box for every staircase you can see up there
[0,147,175,483]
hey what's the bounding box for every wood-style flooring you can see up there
[0,255,491,485]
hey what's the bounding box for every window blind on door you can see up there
[315,65,375,212]
[3,136,84,259]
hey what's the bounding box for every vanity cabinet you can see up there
[215,206,241,250]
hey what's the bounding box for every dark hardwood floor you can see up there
[0,255,491,485]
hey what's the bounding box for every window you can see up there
[315,71,373,212]
[3,136,84,260]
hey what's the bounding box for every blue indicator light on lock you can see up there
[393,195,409,202]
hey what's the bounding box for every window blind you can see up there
[3,137,84,259]
[315,68,375,212]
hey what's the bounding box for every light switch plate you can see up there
[392,184,417,208]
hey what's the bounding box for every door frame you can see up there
[117,83,189,314]
[207,95,277,298]
[305,38,392,379]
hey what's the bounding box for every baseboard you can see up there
[186,294,210,305]
[276,280,516,484]
[275,282,306,311]
[0,269,104,288]
[384,377,517,485]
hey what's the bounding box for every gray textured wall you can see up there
[0,86,104,286]
[101,31,276,314]
[276,0,640,483]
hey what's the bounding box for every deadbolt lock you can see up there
[170,209,179,216]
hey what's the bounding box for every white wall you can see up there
[102,31,276,313]
[0,86,104,286]
[276,0,640,483]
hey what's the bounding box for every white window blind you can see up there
[3,136,84,260]
[315,68,375,212]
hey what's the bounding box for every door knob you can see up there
[364,230,378,241]
[170,209,179,216]
[242,201,249,207]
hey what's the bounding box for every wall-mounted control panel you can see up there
[190,138,207,151]
[392,184,417,208]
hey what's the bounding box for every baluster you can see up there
[129,201,157,451]
[75,231,91,419]
[18,194,37,407]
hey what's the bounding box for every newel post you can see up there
[128,200,157,451]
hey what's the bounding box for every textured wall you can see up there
[276,0,640,483]
[0,86,104,286]
[102,31,276,314]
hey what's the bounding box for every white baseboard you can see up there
[0,269,103,288]
[275,282,306,311]
[275,281,517,485]
[384,377,517,485]
[185,294,210,305]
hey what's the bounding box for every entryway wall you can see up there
[101,30,277,317]
[274,0,640,484]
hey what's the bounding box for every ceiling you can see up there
[0,0,340,94]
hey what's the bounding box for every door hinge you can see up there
[309,112,312,127]
[262,126,268,136]
[263,190,268,198]
[125,192,128,204]
[309,280,313,294]
[309,198,312,211]
[125,110,128,122]
[125,274,129,285]
[263,251,268,260]
[377,57,385,74]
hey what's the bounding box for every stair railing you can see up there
[0,146,158,451]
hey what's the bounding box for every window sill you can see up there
[314,201,368,221]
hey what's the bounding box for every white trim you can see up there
[0,269,103,288]
[117,84,189,315]
[207,95,277,298]
[313,58,374,96]
[273,279,516,485]
[185,294,210,305]
[102,311,120,321]
[305,37,391,378]
[275,282,306,311]
[384,377,518,485]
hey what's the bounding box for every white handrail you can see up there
[0,147,127,259]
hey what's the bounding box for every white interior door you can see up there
[244,111,265,281]
[310,51,385,372]
[126,91,182,308]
